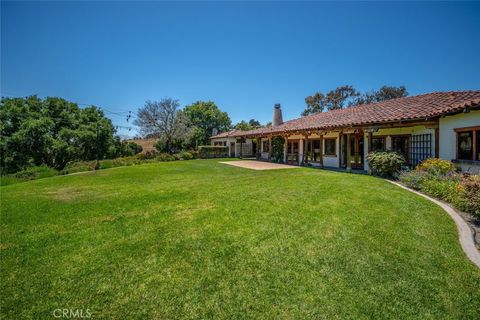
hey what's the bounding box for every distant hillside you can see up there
[128,138,157,153]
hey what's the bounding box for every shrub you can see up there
[198,146,228,159]
[137,150,158,160]
[420,174,461,203]
[16,165,59,179]
[457,175,480,217]
[100,156,143,169]
[399,170,428,190]
[156,153,176,162]
[1,165,59,185]
[178,151,194,160]
[61,161,96,174]
[417,158,456,176]
[189,150,199,159]
[271,137,285,163]
[366,151,405,178]
[400,165,480,217]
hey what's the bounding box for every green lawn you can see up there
[1,160,480,319]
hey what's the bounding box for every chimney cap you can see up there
[274,103,281,109]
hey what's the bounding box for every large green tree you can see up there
[234,119,262,131]
[0,96,125,173]
[182,101,231,147]
[356,85,408,105]
[302,85,408,116]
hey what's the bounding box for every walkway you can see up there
[219,160,301,170]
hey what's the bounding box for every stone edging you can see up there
[386,180,480,269]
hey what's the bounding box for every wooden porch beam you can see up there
[346,133,351,172]
[319,134,324,168]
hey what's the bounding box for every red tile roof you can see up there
[210,129,246,139]
[240,91,480,137]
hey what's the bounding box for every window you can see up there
[371,137,386,152]
[392,136,410,163]
[477,131,480,160]
[458,131,473,160]
[262,140,270,153]
[312,139,321,162]
[410,134,432,166]
[455,127,480,161]
[324,138,336,156]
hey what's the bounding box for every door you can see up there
[230,142,235,157]
[349,134,364,169]
[287,141,299,163]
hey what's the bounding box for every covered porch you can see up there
[247,119,439,172]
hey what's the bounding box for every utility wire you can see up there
[0,91,135,117]
[1,91,136,131]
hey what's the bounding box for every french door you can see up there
[287,140,299,163]
[349,135,364,169]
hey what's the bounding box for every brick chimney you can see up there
[272,103,283,127]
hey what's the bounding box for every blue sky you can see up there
[2,1,480,136]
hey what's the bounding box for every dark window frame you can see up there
[371,136,386,152]
[324,138,337,156]
[262,140,270,153]
[391,134,411,164]
[455,126,480,161]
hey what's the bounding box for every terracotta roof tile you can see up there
[241,91,480,137]
[210,129,246,139]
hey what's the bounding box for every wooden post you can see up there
[240,140,243,159]
[268,137,272,161]
[319,134,324,168]
[368,131,373,153]
[367,131,373,174]
[304,135,309,165]
[346,133,351,172]
[299,138,304,165]
[283,136,288,163]
[434,127,439,158]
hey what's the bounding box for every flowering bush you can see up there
[400,162,480,218]
[366,151,406,178]
[416,158,456,175]
[456,175,480,217]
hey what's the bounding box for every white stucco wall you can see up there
[321,132,340,168]
[211,137,255,157]
[439,110,480,173]
[439,110,480,160]
[374,125,436,152]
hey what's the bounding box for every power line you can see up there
[0,91,135,117]
[1,91,136,131]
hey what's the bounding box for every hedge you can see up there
[198,146,228,159]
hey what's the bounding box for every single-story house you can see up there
[212,91,480,173]
[210,129,257,158]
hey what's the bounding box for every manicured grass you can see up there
[1,159,479,319]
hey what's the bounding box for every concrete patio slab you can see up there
[219,160,300,170]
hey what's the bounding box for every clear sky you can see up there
[2,1,480,137]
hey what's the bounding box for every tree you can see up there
[302,92,326,116]
[248,119,261,128]
[356,86,408,105]
[302,85,408,116]
[0,96,117,173]
[325,85,360,110]
[182,101,231,148]
[234,120,252,131]
[234,119,262,131]
[133,99,192,153]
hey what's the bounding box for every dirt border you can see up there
[387,180,480,269]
